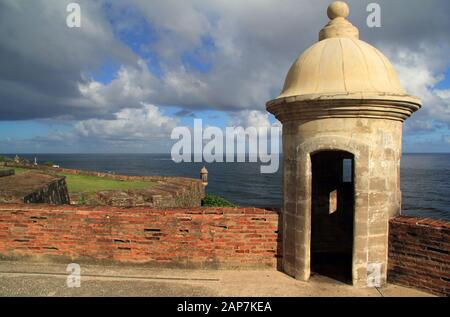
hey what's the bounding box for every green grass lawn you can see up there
[12,168,154,193]
[60,173,154,193]
[11,167,30,175]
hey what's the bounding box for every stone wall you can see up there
[1,202,449,295]
[0,204,281,269]
[23,177,70,205]
[0,173,70,205]
[388,216,449,297]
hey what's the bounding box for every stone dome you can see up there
[268,1,421,109]
[279,38,407,99]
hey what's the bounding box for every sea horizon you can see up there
[2,153,449,221]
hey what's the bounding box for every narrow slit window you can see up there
[342,159,352,183]
[329,189,337,214]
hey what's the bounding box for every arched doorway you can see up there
[310,150,355,284]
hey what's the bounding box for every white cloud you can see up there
[78,59,159,114]
[230,110,280,129]
[75,103,178,141]
[391,47,450,127]
[0,0,137,120]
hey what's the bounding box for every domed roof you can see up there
[279,38,407,99]
[268,1,421,109]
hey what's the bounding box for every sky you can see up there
[0,0,449,154]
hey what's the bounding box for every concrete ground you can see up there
[0,260,433,297]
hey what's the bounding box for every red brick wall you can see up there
[388,216,450,297]
[0,204,281,269]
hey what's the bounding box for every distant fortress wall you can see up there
[3,164,205,208]
[0,173,70,205]
[388,216,449,297]
[0,204,281,269]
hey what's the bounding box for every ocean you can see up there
[5,153,450,221]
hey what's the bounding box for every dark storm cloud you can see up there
[0,0,137,120]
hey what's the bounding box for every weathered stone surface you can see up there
[0,172,69,204]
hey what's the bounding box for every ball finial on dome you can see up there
[327,1,350,19]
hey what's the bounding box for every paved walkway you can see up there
[0,261,432,297]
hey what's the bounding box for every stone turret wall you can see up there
[281,117,403,286]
